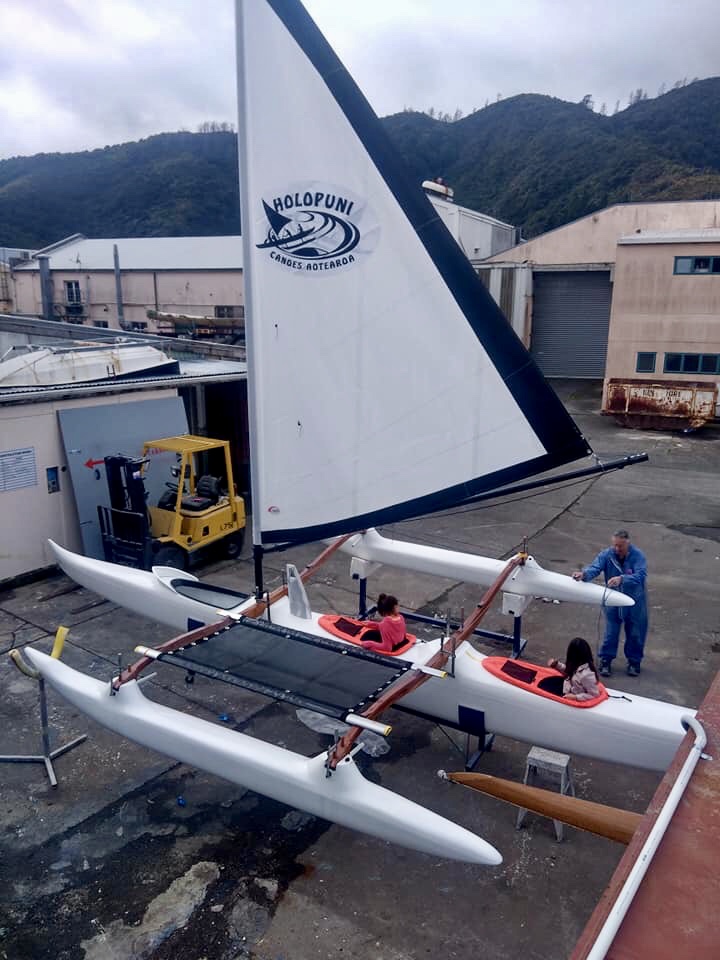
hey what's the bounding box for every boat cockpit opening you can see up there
[482,657,609,708]
[318,614,417,656]
[169,579,250,609]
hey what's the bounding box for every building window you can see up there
[664,352,720,374]
[93,320,109,328]
[121,321,147,332]
[636,352,656,373]
[64,280,82,303]
[673,256,720,275]
[214,305,244,319]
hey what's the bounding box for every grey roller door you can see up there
[530,271,612,378]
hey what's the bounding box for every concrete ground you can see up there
[1,380,718,960]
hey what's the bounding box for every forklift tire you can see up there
[153,545,187,570]
[224,530,245,560]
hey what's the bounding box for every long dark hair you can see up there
[377,593,398,617]
[564,637,598,681]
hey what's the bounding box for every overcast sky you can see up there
[2,0,719,160]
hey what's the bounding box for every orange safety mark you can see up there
[481,656,609,708]
[318,614,416,657]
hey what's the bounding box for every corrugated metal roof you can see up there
[14,236,244,272]
[619,229,720,245]
[0,357,246,405]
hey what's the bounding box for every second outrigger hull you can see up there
[23,648,501,866]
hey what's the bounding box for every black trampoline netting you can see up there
[155,617,412,719]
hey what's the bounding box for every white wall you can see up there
[429,196,514,260]
[0,389,174,581]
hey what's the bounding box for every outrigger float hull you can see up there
[334,530,634,608]
[48,534,631,642]
[23,647,501,866]
[47,541,691,772]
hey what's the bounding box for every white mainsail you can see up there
[236,0,591,547]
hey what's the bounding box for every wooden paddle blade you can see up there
[448,772,641,844]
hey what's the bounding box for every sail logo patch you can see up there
[256,183,378,274]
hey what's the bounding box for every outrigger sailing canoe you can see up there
[47,540,690,774]
[27,0,692,864]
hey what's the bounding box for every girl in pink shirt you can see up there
[548,637,601,701]
[361,594,406,654]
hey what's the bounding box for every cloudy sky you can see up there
[2,0,719,160]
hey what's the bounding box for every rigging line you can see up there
[500,474,605,562]
[390,473,600,537]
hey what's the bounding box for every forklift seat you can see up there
[181,475,221,513]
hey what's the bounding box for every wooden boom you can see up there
[447,772,642,844]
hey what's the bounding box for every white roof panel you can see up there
[15,236,244,271]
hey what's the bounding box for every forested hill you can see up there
[2,78,720,248]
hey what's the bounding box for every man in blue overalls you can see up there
[573,529,648,677]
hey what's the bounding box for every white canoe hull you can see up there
[23,648,501,866]
[336,529,634,607]
[49,540,232,633]
[402,644,692,772]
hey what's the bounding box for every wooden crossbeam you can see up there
[327,552,527,769]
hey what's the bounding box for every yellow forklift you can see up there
[98,435,245,569]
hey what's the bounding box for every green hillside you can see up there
[2,79,719,248]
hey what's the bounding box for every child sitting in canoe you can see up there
[547,637,601,701]
[361,593,406,653]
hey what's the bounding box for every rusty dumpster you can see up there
[603,378,718,430]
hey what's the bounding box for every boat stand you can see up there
[406,610,527,659]
[1,668,86,788]
[394,702,495,772]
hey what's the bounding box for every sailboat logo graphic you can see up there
[256,185,376,273]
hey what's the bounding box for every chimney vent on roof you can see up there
[422,177,455,202]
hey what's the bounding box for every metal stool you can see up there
[515,745,576,841]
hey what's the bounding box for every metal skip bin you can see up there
[604,379,718,429]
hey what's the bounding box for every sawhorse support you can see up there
[516,746,576,841]
[0,675,86,788]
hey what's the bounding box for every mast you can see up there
[235,0,265,596]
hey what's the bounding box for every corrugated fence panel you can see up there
[530,271,612,378]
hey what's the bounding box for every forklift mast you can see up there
[98,455,152,568]
[104,455,148,513]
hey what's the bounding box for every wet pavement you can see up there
[1,380,719,960]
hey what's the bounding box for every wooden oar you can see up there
[446,771,641,844]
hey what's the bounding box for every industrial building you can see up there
[483,200,720,377]
[483,201,720,422]
[11,235,245,336]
